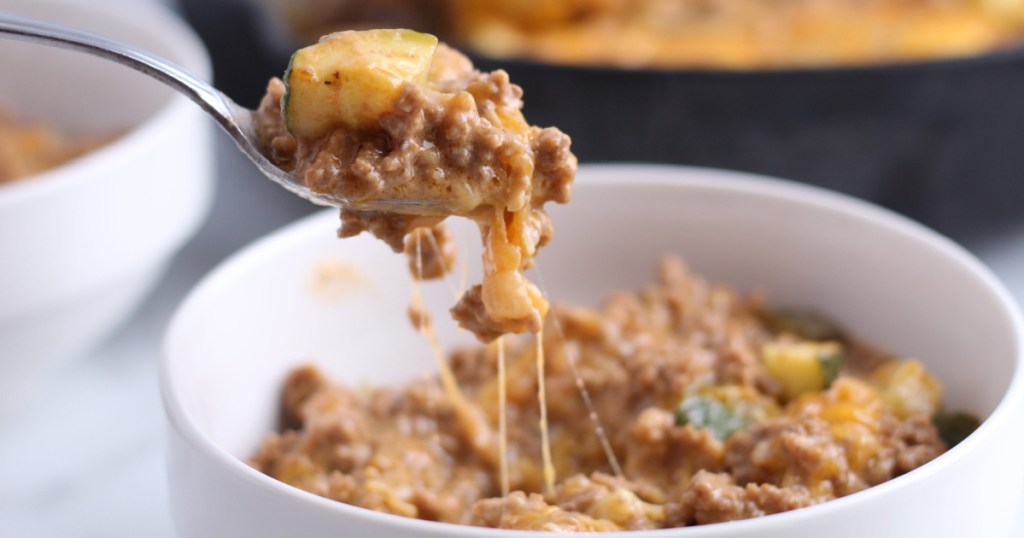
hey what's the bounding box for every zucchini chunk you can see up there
[283,29,439,138]
[674,385,778,441]
[871,359,942,418]
[762,341,844,401]
[932,411,981,448]
[675,396,749,441]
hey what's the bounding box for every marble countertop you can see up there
[2,134,1023,536]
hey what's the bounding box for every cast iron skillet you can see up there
[473,48,1024,244]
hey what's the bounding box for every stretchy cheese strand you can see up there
[536,329,556,495]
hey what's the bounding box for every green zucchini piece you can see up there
[932,411,981,448]
[675,395,751,441]
[282,29,438,138]
[762,341,844,401]
[818,347,843,388]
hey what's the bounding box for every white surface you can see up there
[164,165,1024,538]
[0,0,213,402]
[1,143,1023,536]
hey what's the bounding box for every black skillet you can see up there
[473,48,1024,244]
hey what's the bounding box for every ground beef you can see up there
[471,491,621,531]
[665,470,818,526]
[278,365,328,430]
[407,299,432,330]
[251,366,494,524]
[548,474,664,530]
[449,285,518,343]
[622,408,726,499]
[251,257,956,531]
[338,209,439,253]
[404,224,457,280]
[724,379,946,498]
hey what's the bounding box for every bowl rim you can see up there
[161,163,1024,536]
[0,0,211,208]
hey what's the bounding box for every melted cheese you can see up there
[409,269,496,464]
[536,268,625,480]
[536,329,556,495]
[497,336,511,497]
[480,207,549,333]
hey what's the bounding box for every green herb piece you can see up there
[818,348,844,389]
[675,395,751,441]
[932,411,981,448]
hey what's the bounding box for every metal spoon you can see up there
[0,12,446,214]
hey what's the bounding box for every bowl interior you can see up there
[166,165,1021,463]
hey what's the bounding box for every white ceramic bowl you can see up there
[163,165,1024,537]
[0,0,213,402]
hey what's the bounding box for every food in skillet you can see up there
[449,0,1024,69]
[251,257,978,530]
[247,0,1024,69]
[253,29,576,341]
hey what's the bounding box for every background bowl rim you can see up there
[161,163,1024,536]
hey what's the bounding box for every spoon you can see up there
[0,12,447,214]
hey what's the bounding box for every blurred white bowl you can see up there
[162,165,1024,537]
[0,0,213,403]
